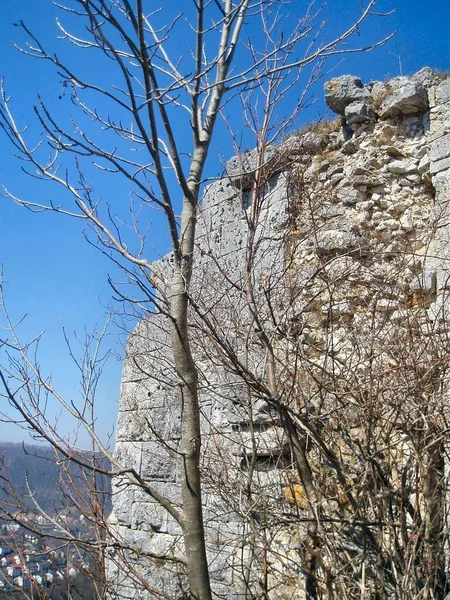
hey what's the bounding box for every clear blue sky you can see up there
[0,0,448,446]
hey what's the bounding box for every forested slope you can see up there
[0,443,111,516]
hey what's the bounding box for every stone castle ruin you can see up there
[108,68,450,599]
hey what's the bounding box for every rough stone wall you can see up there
[108,68,450,599]
[287,70,443,346]
[108,168,292,599]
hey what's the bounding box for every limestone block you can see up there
[436,78,450,104]
[430,134,450,162]
[114,526,155,555]
[342,139,357,154]
[225,396,276,427]
[239,426,287,459]
[429,104,450,131]
[131,502,181,535]
[106,569,143,600]
[315,230,363,255]
[430,157,450,175]
[345,101,375,125]
[226,146,282,189]
[259,173,289,230]
[139,441,177,482]
[336,187,365,205]
[134,481,183,505]
[283,130,327,155]
[196,179,249,282]
[431,170,450,199]
[379,82,429,118]
[118,316,181,442]
[418,154,430,173]
[110,483,134,527]
[125,561,184,600]
[148,533,181,557]
[386,159,418,175]
[204,502,241,534]
[321,204,346,219]
[324,75,371,114]
[116,411,149,442]
[399,212,415,231]
[119,384,181,442]
[111,469,149,527]
[130,502,163,532]
[207,546,239,586]
[411,67,440,88]
[109,528,185,598]
[114,441,143,471]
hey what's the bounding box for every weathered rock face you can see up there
[109,69,450,599]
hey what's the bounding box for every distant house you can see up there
[14,576,31,588]
[44,572,53,583]
[36,515,48,524]
[41,560,53,572]
[28,562,40,573]
[0,542,13,557]
[1,555,14,567]
[67,564,78,578]
[8,565,23,577]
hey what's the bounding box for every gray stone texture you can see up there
[436,78,450,105]
[379,81,429,118]
[345,101,375,125]
[315,229,364,256]
[283,131,327,155]
[430,133,450,163]
[324,75,372,114]
[226,145,283,189]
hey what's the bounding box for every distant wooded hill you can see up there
[0,442,111,516]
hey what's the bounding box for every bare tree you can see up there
[0,2,392,598]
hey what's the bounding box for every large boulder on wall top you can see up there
[378,81,429,118]
[324,75,372,114]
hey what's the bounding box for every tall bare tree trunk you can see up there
[170,190,211,599]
